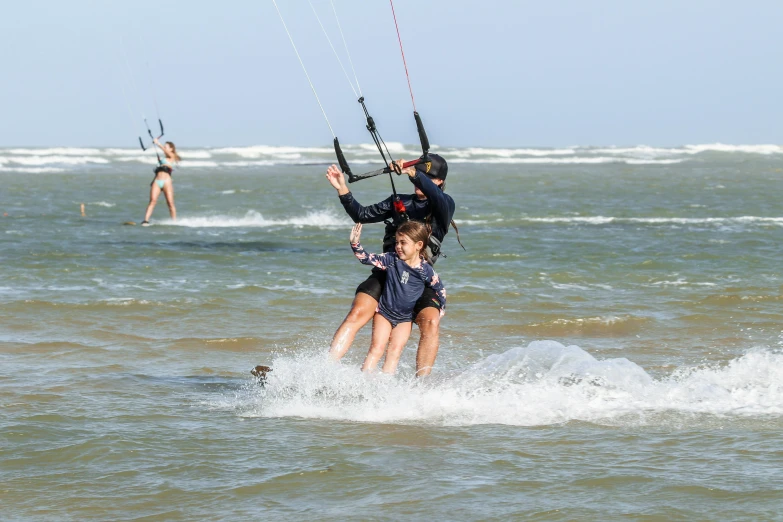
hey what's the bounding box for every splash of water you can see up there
[220,341,783,426]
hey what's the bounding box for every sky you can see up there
[2,0,783,148]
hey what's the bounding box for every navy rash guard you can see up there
[339,172,455,263]
[351,241,446,326]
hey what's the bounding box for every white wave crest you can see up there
[4,147,103,156]
[165,209,351,228]
[209,145,333,158]
[523,216,783,226]
[179,160,219,168]
[227,341,783,426]
[450,157,684,165]
[0,167,67,173]
[683,143,783,155]
[456,147,577,157]
[4,155,110,166]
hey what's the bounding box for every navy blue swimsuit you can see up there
[351,241,446,327]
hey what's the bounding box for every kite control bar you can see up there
[340,109,431,184]
[138,118,164,152]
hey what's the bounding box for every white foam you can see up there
[222,160,276,167]
[209,145,333,158]
[5,155,110,166]
[0,167,67,173]
[356,142,409,155]
[522,216,783,226]
[103,148,152,156]
[179,150,212,159]
[117,156,158,164]
[4,147,103,156]
[225,341,783,426]
[179,160,219,168]
[448,157,682,165]
[625,159,684,165]
[1,143,780,173]
[90,201,115,207]
[165,209,351,228]
[459,147,577,157]
[684,143,783,155]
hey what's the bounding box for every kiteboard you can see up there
[123,221,137,226]
[251,365,272,386]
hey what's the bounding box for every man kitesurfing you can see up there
[254,0,463,380]
[326,154,456,376]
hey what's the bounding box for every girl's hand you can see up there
[153,137,160,145]
[325,164,347,191]
[350,223,362,244]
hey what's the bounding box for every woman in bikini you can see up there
[141,138,180,225]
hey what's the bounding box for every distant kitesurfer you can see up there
[349,221,446,374]
[141,138,180,225]
[325,154,456,376]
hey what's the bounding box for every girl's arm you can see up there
[423,265,447,314]
[350,224,393,269]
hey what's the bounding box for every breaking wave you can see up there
[164,209,350,228]
[2,143,781,172]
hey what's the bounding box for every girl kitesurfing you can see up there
[349,220,447,374]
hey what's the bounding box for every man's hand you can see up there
[326,164,349,195]
[392,159,416,178]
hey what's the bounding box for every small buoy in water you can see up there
[80,203,86,217]
[2,212,7,217]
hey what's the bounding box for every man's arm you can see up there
[339,192,394,223]
[327,164,393,223]
[409,171,452,217]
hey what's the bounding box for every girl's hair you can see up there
[165,142,182,163]
[396,220,431,263]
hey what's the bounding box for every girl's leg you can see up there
[144,181,162,222]
[329,293,378,360]
[381,321,412,374]
[361,313,392,373]
[161,178,176,220]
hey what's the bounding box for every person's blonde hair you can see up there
[166,141,182,163]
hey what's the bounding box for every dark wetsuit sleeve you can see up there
[423,264,447,313]
[351,241,394,270]
[339,192,393,224]
[408,172,455,239]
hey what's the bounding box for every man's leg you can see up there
[328,292,377,360]
[414,307,441,377]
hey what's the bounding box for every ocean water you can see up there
[1,143,783,520]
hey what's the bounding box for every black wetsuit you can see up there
[339,171,455,262]
[338,172,455,315]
